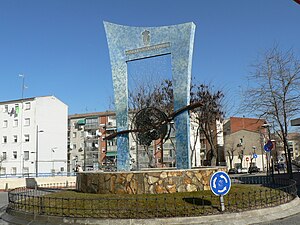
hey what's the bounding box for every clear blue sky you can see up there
[0,0,300,116]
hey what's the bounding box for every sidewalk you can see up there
[0,193,8,209]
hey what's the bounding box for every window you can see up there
[3,105,8,113]
[24,151,29,161]
[240,138,243,144]
[13,119,18,127]
[3,120,8,128]
[13,151,17,159]
[2,152,7,160]
[107,139,116,146]
[11,167,17,175]
[13,135,18,143]
[24,118,30,126]
[0,167,6,175]
[73,144,76,150]
[15,104,19,116]
[25,102,31,110]
[72,132,76,138]
[2,136,7,143]
[24,134,30,142]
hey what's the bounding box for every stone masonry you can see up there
[77,167,226,194]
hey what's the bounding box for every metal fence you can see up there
[0,172,76,179]
[7,176,297,219]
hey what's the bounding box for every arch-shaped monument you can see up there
[104,22,196,171]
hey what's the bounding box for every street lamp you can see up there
[51,147,58,173]
[36,126,44,177]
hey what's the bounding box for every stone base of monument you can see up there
[76,167,227,194]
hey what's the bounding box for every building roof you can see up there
[68,111,116,119]
[0,97,35,104]
[228,117,266,133]
[0,95,66,105]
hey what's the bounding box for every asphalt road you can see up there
[0,192,10,225]
[256,214,300,225]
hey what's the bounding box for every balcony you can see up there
[107,145,117,152]
[84,123,99,130]
[163,156,176,162]
[105,122,116,130]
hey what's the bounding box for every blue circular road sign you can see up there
[210,171,231,196]
[253,153,258,159]
[264,140,273,152]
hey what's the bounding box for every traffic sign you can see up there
[210,171,231,196]
[253,153,258,159]
[264,140,273,152]
[246,157,249,161]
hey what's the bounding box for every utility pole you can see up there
[19,74,25,175]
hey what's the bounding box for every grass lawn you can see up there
[17,184,289,219]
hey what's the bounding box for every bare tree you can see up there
[242,46,300,178]
[129,79,225,167]
[190,84,225,166]
[190,119,201,167]
[129,79,174,168]
[237,145,244,170]
[0,155,4,174]
[226,141,236,169]
[129,79,174,114]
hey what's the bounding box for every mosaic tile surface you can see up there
[104,22,195,170]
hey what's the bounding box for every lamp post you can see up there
[36,126,44,177]
[262,123,274,179]
[51,147,58,173]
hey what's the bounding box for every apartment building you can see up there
[69,112,102,172]
[223,117,267,171]
[69,111,149,172]
[0,96,68,175]
[68,110,225,171]
[287,133,300,160]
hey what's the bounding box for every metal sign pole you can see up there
[210,171,231,212]
[220,195,225,211]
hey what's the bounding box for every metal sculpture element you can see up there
[104,22,195,171]
[105,102,203,151]
[131,108,168,146]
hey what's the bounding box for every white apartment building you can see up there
[0,96,68,176]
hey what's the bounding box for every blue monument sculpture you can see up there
[104,21,195,171]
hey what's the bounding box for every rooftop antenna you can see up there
[19,74,25,99]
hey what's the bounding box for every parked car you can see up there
[248,166,260,174]
[228,168,238,174]
[275,163,285,171]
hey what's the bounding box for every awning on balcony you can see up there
[77,119,86,125]
[106,151,117,157]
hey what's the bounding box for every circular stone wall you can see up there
[76,167,227,194]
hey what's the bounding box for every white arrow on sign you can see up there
[218,186,227,194]
[213,177,217,188]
